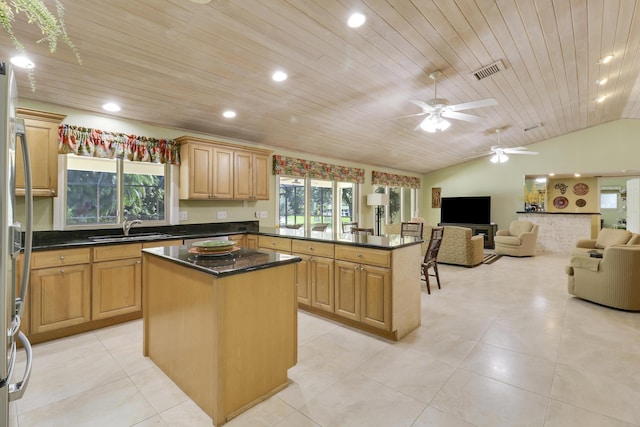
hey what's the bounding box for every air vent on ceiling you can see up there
[472,60,505,80]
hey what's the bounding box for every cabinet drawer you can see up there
[93,243,143,262]
[291,240,334,258]
[258,236,292,252]
[334,245,390,268]
[31,248,91,269]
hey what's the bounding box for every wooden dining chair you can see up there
[342,222,358,233]
[422,227,444,294]
[351,227,374,235]
[401,221,424,238]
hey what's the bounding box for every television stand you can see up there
[438,223,498,249]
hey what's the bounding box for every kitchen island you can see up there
[142,246,300,426]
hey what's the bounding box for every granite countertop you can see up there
[516,211,601,215]
[28,221,422,251]
[258,227,422,250]
[142,246,301,277]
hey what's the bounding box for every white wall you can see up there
[420,119,640,230]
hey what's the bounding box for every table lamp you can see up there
[367,193,390,236]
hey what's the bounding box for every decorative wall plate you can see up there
[573,182,589,196]
[554,183,568,194]
[575,198,587,207]
[553,196,569,209]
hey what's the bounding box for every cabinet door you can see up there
[311,256,334,312]
[294,255,311,306]
[16,111,64,197]
[360,265,391,331]
[92,258,142,320]
[246,234,259,249]
[253,153,270,200]
[30,264,91,334]
[212,147,234,199]
[187,143,214,199]
[334,260,360,321]
[233,150,253,199]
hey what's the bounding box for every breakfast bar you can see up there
[142,246,301,426]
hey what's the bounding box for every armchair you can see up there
[567,245,640,311]
[571,228,639,257]
[494,220,538,257]
[437,226,484,267]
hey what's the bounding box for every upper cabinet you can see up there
[16,108,66,197]
[177,136,271,201]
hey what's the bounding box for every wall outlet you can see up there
[217,211,227,219]
[255,211,260,218]
[179,211,188,221]
[259,211,268,218]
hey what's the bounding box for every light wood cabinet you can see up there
[16,108,66,197]
[234,150,270,200]
[177,136,271,201]
[226,234,247,248]
[291,240,335,311]
[258,235,292,253]
[30,248,92,334]
[92,244,142,320]
[246,234,259,249]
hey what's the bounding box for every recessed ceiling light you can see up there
[347,13,366,28]
[597,54,614,64]
[272,71,288,82]
[102,102,121,112]
[549,173,555,176]
[596,78,608,85]
[222,110,236,118]
[10,55,34,69]
[574,173,581,177]
[595,95,607,103]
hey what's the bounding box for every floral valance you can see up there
[58,125,180,165]
[372,171,421,189]
[273,155,364,184]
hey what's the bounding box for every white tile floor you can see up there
[9,253,640,426]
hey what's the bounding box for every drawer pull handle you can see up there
[59,256,65,260]
[357,253,362,257]
[60,269,65,273]
[309,247,313,251]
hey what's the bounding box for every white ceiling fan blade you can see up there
[450,98,498,111]
[441,111,485,124]
[503,149,538,155]
[409,99,436,112]
[397,111,427,119]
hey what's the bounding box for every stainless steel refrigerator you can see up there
[0,62,33,426]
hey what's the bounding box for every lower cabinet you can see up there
[29,247,92,334]
[334,261,391,330]
[294,254,334,312]
[91,258,141,320]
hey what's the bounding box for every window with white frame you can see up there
[373,185,419,224]
[57,154,169,228]
[278,176,358,232]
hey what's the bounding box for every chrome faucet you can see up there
[123,219,143,236]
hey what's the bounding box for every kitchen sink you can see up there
[88,232,174,243]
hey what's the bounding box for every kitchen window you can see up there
[278,176,358,232]
[54,154,171,229]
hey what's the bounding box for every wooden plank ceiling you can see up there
[1,0,639,174]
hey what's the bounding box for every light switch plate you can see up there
[217,211,227,219]
[179,211,188,221]
[259,211,268,218]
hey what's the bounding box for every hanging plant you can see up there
[0,0,81,90]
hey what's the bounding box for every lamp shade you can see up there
[367,193,390,206]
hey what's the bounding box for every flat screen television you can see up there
[440,196,491,225]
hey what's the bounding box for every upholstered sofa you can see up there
[494,220,538,257]
[566,245,640,311]
[571,228,640,257]
[384,223,483,267]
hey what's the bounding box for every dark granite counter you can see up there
[258,227,422,250]
[142,246,301,278]
[515,211,600,215]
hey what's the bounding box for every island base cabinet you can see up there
[143,254,297,426]
[30,265,91,334]
[334,261,391,330]
[295,256,311,305]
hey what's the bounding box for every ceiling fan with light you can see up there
[475,129,539,163]
[409,71,498,133]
